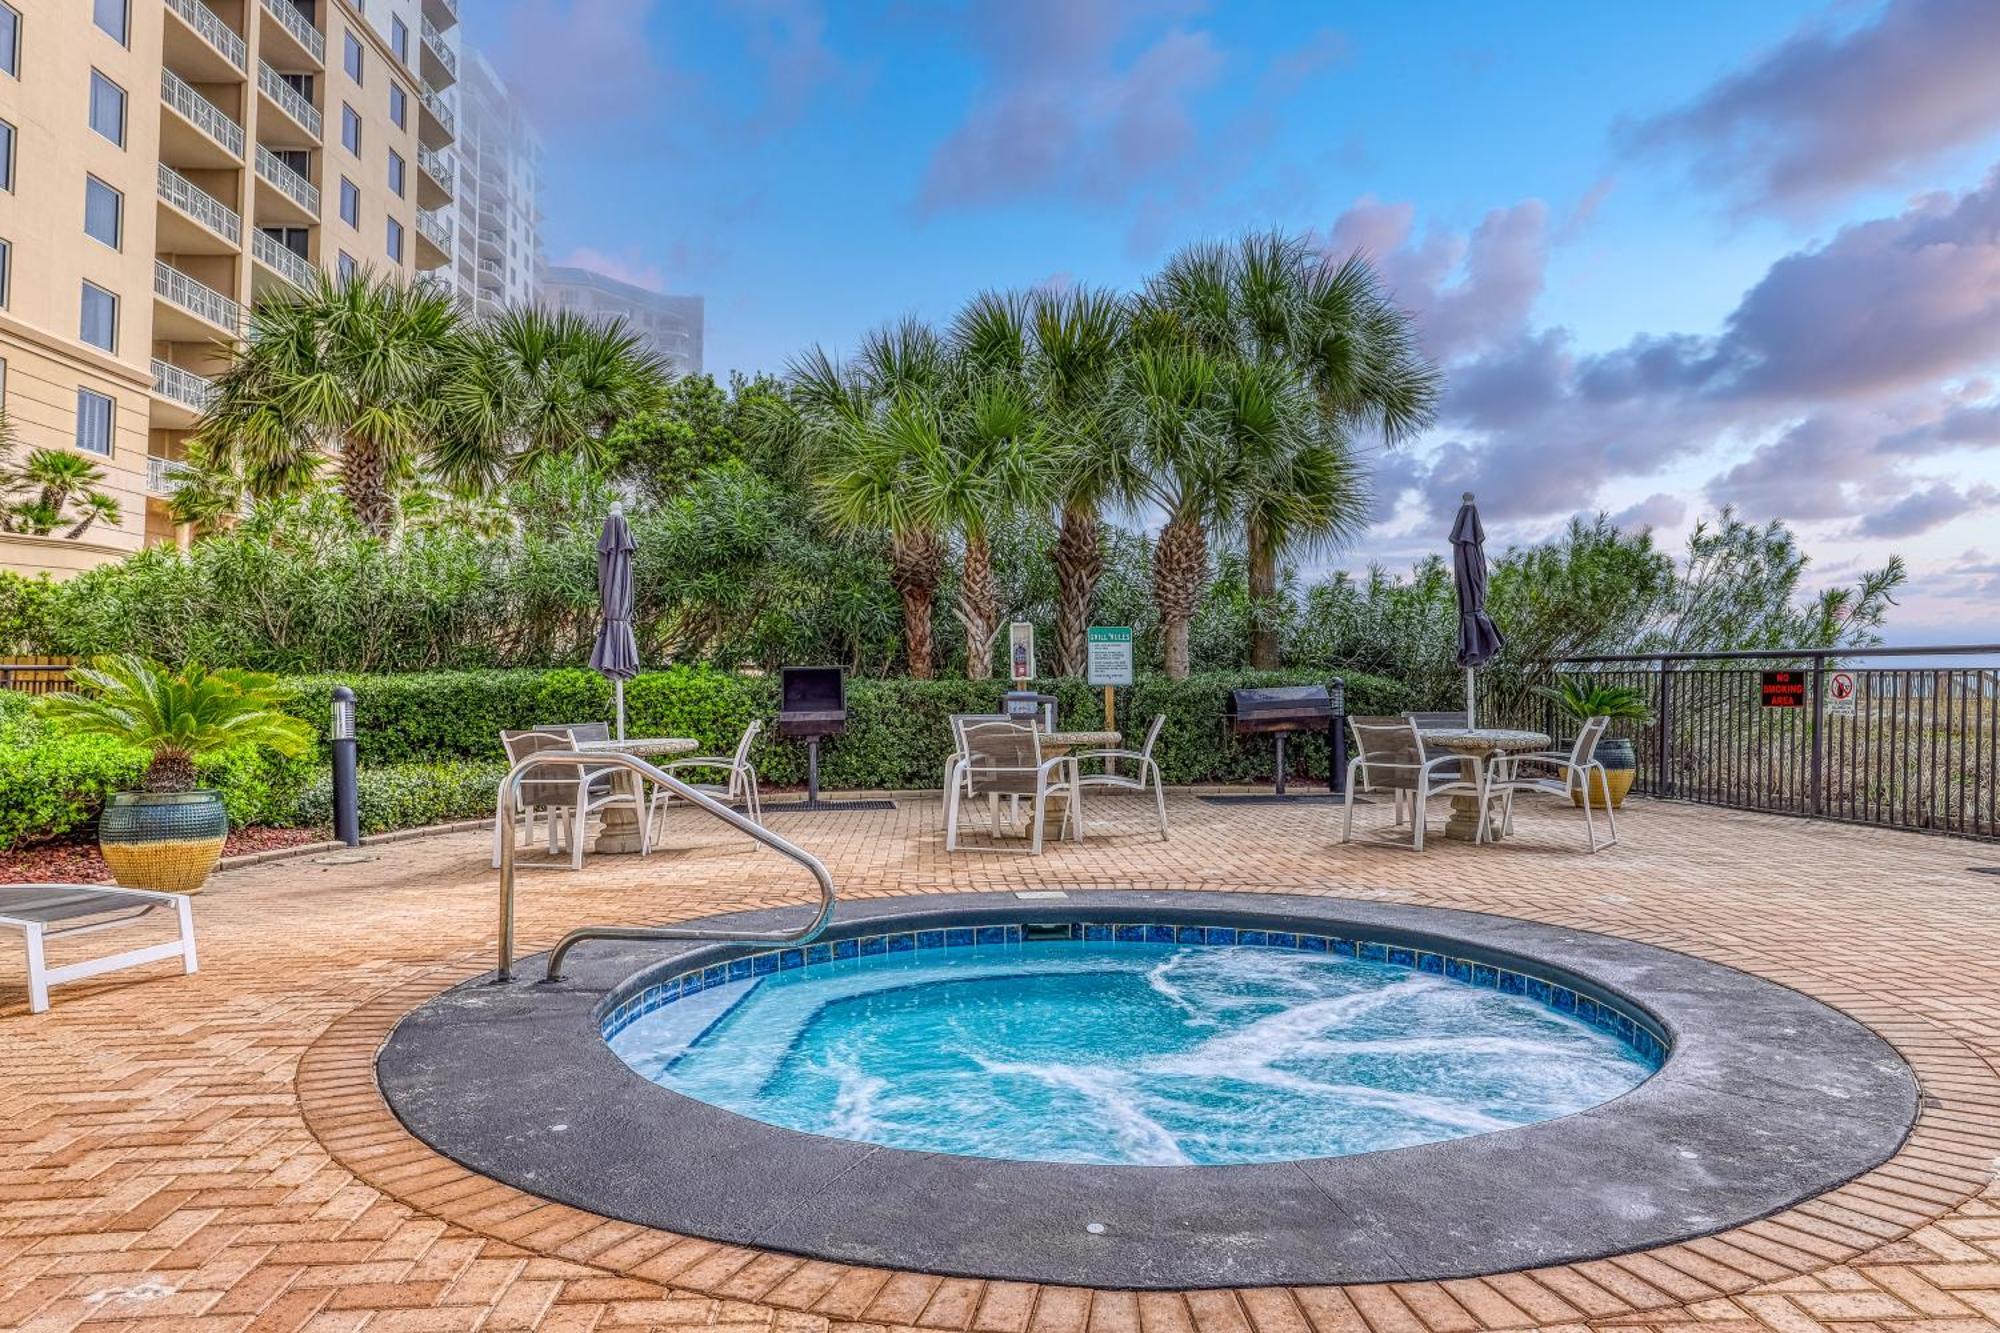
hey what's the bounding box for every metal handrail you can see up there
[495,750,836,983]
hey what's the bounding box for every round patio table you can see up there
[1038,730,1120,843]
[575,736,699,854]
[1418,727,1550,843]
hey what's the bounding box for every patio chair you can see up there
[1066,713,1169,840]
[944,719,1075,854]
[492,729,648,870]
[946,712,1014,822]
[1406,711,1469,730]
[1341,715,1488,851]
[649,719,764,828]
[2,883,198,1014]
[1483,715,1619,852]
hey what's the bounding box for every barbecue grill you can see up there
[1226,682,1346,796]
[775,667,894,812]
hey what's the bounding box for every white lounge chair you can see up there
[1065,713,1169,839]
[1341,714,1488,851]
[1484,715,1620,852]
[944,719,1075,854]
[2,883,198,1014]
[493,728,648,870]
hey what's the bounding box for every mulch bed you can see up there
[0,826,324,885]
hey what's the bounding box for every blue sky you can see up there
[468,0,2000,642]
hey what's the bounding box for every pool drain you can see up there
[1085,1222,1107,1235]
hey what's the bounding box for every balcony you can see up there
[257,61,322,145]
[146,455,199,497]
[155,260,243,341]
[156,163,242,251]
[420,15,457,88]
[252,229,316,293]
[423,0,458,31]
[160,68,245,166]
[418,82,455,148]
[254,144,320,222]
[150,361,216,430]
[417,209,452,264]
[164,0,247,79]
[416,145,453,208]
[259,0,325,70]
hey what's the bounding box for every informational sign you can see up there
[1761,670,1806,708]
[1009,622,1036,682]
[1086,626,1134,687]
[1826,669,1857,718]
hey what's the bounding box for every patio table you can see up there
[575,736,699,853]
[1038,730,1120,842]
[1418,727,1550,843]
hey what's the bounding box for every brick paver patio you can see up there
[4,791,2000,1333]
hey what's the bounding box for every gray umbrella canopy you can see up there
[589,504,640,737]
[1451,492,1504,723]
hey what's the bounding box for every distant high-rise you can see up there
[450,51,540,316]
[541,267,704,376]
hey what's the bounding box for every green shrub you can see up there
[293,760,508,835]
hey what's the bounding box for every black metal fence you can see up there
[1487,645,2000,842]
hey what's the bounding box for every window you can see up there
[0,118,12,191]
[278,70,312,100]
[389,82,407,129]
[337,250,357,281]
[0,238,9,307]
[89,70,126,147]
[391,16,408,63]
[84,175,122,249]
[76,388,115,456]
[342,103,361,154]
[0,4,20,79]
[339,176,359,225]
[388,149,404,197]
[262,225,309,258]
[386,217,403,263]
[93,0,127,46]
[80,282,118,352]
[344,30,363,82]
[273,147,311,178]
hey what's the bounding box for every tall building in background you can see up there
[541,267,704,377]
[0,0,460,579]
[450,51,540,317]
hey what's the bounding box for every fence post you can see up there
[1809,652,1826,818]
[1656,657,1675,798]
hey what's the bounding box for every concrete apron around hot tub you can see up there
[377,890,1918,1290]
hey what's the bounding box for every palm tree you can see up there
[786,320,955,679]
[436,307,668,483]
[0,437,123,537]
[1144,233,1438,667]
[192,271,469,535]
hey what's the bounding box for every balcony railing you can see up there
[255,144,320,214]
[418,145,453,192]
[259,0,325,66]
[420,15,458,78]
[418,209,452,249]
[147,455,200,496]
[157,163,242,244]
[258,60,322,140]
[252,230,316,290]
[151,361,216,414]
[166,0,248,72]
[161,68,246,158]
[420,82,456,137]
[154,260,242,331]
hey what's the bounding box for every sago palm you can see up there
[192,271,471,535]
[39,655,313,792]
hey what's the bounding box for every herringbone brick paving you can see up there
[4,792,2000,1333]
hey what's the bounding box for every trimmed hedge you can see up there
[286,667,1415,792]
[294,761,509,836]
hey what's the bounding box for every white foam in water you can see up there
[610,937,1658,1165]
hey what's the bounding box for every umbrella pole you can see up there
[1465,667,1475,729]
[615,680,626,741]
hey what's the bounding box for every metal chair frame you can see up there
[1341,715,1489,851]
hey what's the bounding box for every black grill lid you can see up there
[1228,685,1331,714]
[780,666,846,715]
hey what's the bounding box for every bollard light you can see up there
[330,685,360,847]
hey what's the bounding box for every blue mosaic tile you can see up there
[916,930,946,950]
[1498,970,1526,996]
[1575,995,1602,1026]
[946,928,976,948]
[727,958,753,981]
[1205,926,1238,945]
[1359,941,1388,962]
[974,926,1008,946]
[1551,986,1577,1013]
[1298,934,1327,952]
[1472,964,1499,989]
[1526,977,1551,1003]
[1386,947,1415,968]
[806,943,832,966]
[1176,925,1204,944]
[1086,923,1114,941]
[1006,924,1023,943]
[886,933,916,953]
[703,964,726,988]
[832,938,858,960]
[1446,957,1473,983]
[1332,937,1356,958]
[1267,932,1299,949]
[1114,924,1145,943]
[858,935,886,957]
[746,952,773,976]
[1146,925,1176,944]
[1239,930,1270,948]
[1417,951,1445,974]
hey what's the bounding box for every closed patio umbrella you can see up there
[1451,492,1504,726]
[590,502,640,739]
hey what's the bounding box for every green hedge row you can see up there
[286,667,1414,791]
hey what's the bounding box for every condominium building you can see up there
[541,266,704,377]
[0,0,460,580]
[450,49,539,318]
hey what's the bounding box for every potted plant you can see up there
[1532,676,1655,810]
[39,656,313,892]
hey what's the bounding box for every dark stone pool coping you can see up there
[377,891,1918,1290]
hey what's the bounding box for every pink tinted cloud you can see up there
[1625,0,2000,214]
